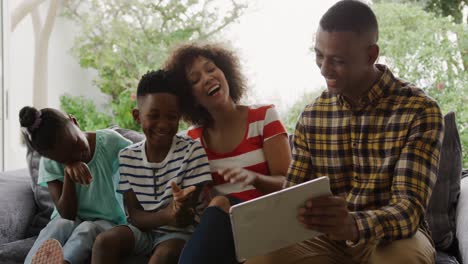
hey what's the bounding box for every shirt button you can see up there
[352,142,357,147]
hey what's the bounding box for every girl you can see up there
[20,106,131,264]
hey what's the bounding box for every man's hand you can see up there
[64,162,92,185]
[218,168,257,188]
[169,182,197,227]
[298,195,359,242]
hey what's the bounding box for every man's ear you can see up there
[367,43,379,65]
[132,109,141,124]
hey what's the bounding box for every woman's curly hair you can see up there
[164,43,247,126]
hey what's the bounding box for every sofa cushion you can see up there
[0,236,37,264]
[427,112,462,250]
[456,175,468,264]
[22,131,54,237]
[436,250,460,264]
[109,126,145,143]
[0,169,36,244]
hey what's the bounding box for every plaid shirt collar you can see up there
[337,64,393,110]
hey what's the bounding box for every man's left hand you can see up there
[298,195,359,242]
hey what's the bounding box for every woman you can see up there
[165,43,292,263]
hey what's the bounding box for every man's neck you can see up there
[342,65,382,107]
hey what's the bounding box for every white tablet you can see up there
[229,176,332,261]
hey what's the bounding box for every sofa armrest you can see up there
[0,169,36,244]
[456,176,468,264]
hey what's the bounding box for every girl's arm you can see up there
[219,133,292,194]
[47,162,93,220]
[47,174,78,220]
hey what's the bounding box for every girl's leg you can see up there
[148,238,186,264]
[25,217,80,264]
[91,226,135,264]
[179,196,239,264]
[62,220,114,264]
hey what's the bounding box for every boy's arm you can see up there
[123,189,178,231]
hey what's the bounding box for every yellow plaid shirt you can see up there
[286,64,444,244]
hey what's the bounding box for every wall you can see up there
[5,1,104,170]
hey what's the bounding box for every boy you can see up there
[91,69,212,264]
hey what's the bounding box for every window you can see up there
[0,0,4,172]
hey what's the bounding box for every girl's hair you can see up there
[19,106,70,155]
[164,43,247,126]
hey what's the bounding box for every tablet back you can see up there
[229,176,332,261]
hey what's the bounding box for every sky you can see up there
[219,0,341,114]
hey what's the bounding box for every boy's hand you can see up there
[218,168,257,188]
[64,162,92,185]
[171,181,196,207]
[170,182,197,227]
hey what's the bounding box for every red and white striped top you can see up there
[187,105,287,202]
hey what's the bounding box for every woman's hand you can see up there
[64,162,92,185]
[218,168,258,188]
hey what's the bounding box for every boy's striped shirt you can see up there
[118,135,212,233]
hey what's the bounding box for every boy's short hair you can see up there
[320,0,378,40]
[137,69,178,100]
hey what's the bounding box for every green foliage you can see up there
[374,2,468,167]
[110,90,139,131]
[60,95,113,131]
[61,93,191,132]
[374,0,467,24]
[60,0,246,130]
[283,90,322,134]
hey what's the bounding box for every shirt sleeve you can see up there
[106,130,133,193]
[284,109,314,188]
[182,141,213,188]
[117,149,132,193]
[37,157,65,187]
[350,101,443,244]
[263,105,287,142]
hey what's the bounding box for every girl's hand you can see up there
[218,168,258,188]
[64,162,92,185]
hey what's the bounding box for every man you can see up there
[250,1,443,263]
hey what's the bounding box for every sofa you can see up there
[0,113,466,264]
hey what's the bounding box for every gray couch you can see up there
[0,115,466,264]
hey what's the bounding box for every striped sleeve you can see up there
[262,105,287,142]
[350,101,443,244]
[117,149,132,193]
[182,141,212,188]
